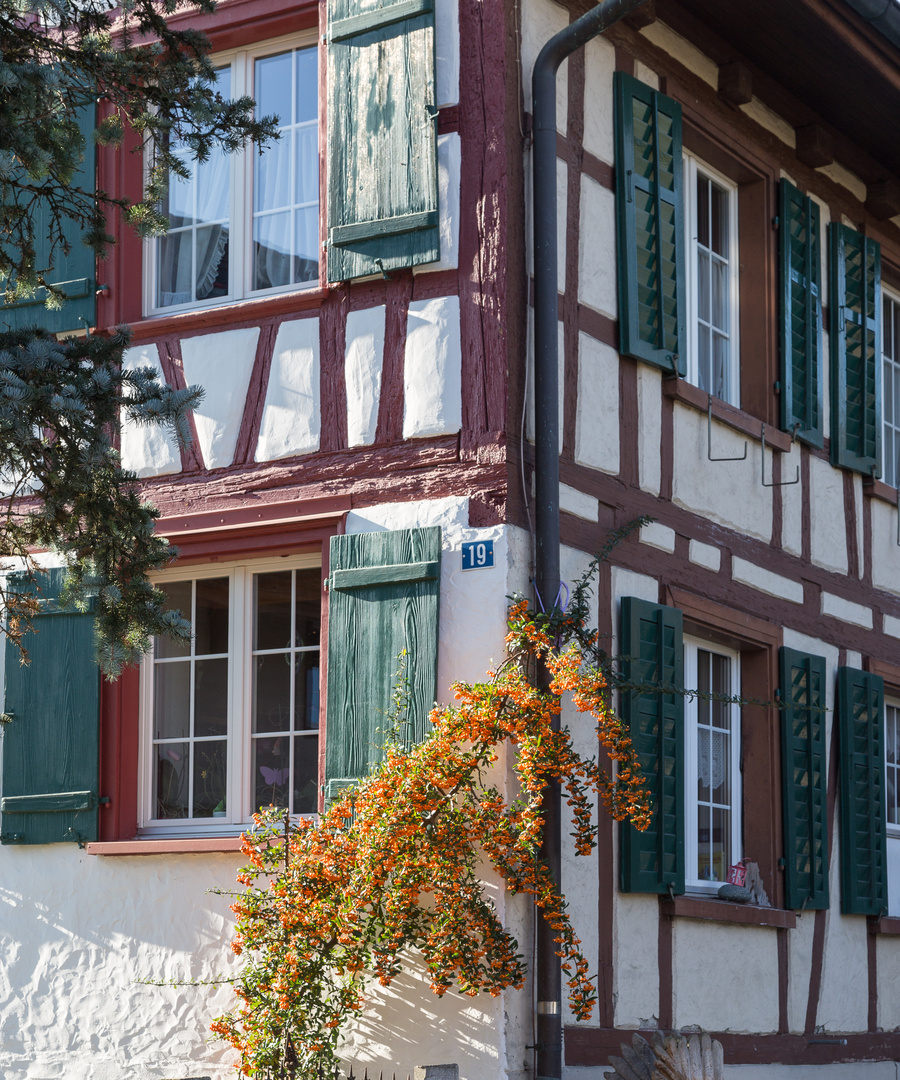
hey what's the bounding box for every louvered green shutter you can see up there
[779,181,823,447]
[829,224,881,474]
[619,597,684,894]
[1,569,100,845]
[324,526,441,801]
[837,666,887,915]
[1,103,97,334]
[614,73,686,375]
[779,647,829,909]
[326,0,439,281]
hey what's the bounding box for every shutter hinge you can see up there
[772,215,780,229]
[66,827,87,849]
[0,832,24,844]
[99,796,110,805]
[775,688,781,700]
[774,381,781,395]
[778,857,786,868]
[323,576,330,592]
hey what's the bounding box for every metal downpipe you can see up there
[530,3,648,1078]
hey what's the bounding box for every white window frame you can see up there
[142,29,320,318]
[683,153,741,407]
[882,288,900,488]
[683,634,742,893]
[138,553,321,836]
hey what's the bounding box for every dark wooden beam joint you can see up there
[866,178,900,222]
[717,61,753,107]
[623,0,656,30]
[796,125,835,169]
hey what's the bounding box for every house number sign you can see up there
[462,539,494,570]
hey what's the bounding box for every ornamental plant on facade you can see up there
[213,599,652,1079]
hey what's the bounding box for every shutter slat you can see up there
[1,569,100,845]
[326,0,439,281]
[779,647,829,909]
[779,180,823,446]
[614,73,686,375]
[324,527,441,802]
[619,596,685,895]
[829,224,882,474]
[838,666,887,915]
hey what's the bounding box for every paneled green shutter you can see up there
[779,181,823,447]
[829,223,881,474]
[779,647,829,909]
[614,72,686,375]
[326,0,439,281]
[837,666,887,915]
[619,596,684,894]
[324,526,441,801]
[1,103,97,334]
[1,569,100,845]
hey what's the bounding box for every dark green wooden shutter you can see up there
[837,666,887,915]
[326,0,439,281]
[779,647,829,909]
[779,181,823,447]
[829,223,881,474]
[614,72,686,376]
[1,569,100,845]
[619,596,684,894]
[324,526,440,801]
[1,103,97,334]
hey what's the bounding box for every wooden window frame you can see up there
[664,585,785,908]
[143,30,321,318]
[90,496,347,851]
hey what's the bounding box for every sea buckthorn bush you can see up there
[212,599,651,1078]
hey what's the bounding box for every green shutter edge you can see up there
[619,595,685,896]
[778,180,823,448]
[837,666,887,916]
[779,646,829,910]
[829,223,882,475]
[614,72,686,377]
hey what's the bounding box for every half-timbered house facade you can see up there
[3,0,900,1078]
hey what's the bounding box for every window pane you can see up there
[711,806,730,881]
[253,735,291,812]
[195,225,229,301]
[253,653,292,732]
[195,578,229,654]
[254,211,293,290]
[295,653,320,730]
[156,581,192,658]
[256,50,292,122]
[256,138,291,214]
[293,734,318,814]
[194,740,228,817]
[154,662,191,740]
[194,658,229,737]
[711,183,728,257]
[295,569,321,647]
[295,46,317,123]
[255,571,293,651]
[157,742,189,818]
[697,176,709,248]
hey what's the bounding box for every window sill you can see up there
[864,477,898,505]
[86,836,246,856]
[122,286,331,343]
[660,894,797,928]
[868,915,900,935]
[662,376,793,454]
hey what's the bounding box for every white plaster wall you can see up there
[180,327,259,470]
[671,407,773,542]
[877,934,900,1031]
[575,334,619,474]
[637,365,662,496]
[671,921,779,1033]
[583,34,615,164]
[119,344,181,479]
[255,317,320,461]
[787,908,816,1033]
[345,306,386,447]
[559,545,601,1027]
[520,0,568,136]
[724,1067,899,1080]
[781,441,803,557]
[809,455,847,574]
[870,498,900,596]
[415,134,461,274]
[853,473,865,578]
[740,97,796,148]
[0,846,243,1080]
[403,297,462,439]
[817,906,868,1032]
[612,894,659,1028]
[639,21,717,88]
[434,0,459,108]
[578,176,617,320]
